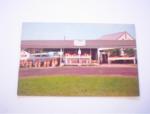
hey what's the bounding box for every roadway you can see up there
[19,65,138,77]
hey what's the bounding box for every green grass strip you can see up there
[18,75,139,96]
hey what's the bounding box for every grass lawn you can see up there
[18,75,139,96]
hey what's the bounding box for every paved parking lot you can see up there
[19,65,138,77]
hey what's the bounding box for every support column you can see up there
[78,48,81,66]
[90,48,92,64]
[133,57,136,64]
[60,48,63,66]
[108,58,111,64]
[97,48,100,64]
[99,49,102,64]
[107,51,111,64]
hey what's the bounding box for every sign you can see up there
[74,40,86,46]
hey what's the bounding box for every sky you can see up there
[22,23,136,40]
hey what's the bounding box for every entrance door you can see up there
[102,54,108,63]
[91,49,97,60]
[91,49,98,64]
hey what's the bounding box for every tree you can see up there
[109,49,120,57]
[124,48,136,57]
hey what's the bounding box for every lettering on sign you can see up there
[74,40,86,46]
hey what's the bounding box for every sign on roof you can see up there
[74,40,86,46]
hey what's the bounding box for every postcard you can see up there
[18,23,139,96]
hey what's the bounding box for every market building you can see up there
[20,32,137,68]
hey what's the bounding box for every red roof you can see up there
[21,32,136,49]
[97,32,134,40]
[21,40,136,49]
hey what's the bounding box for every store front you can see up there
[98,48,136,64]
[62,48,97,66]
[20,39,136,68]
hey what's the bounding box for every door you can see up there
[102,54,108,63]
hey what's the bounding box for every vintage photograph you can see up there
[18,23,139,96]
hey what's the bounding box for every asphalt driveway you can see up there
[19,65,138,77]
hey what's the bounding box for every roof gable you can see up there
[98,32,134,40]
